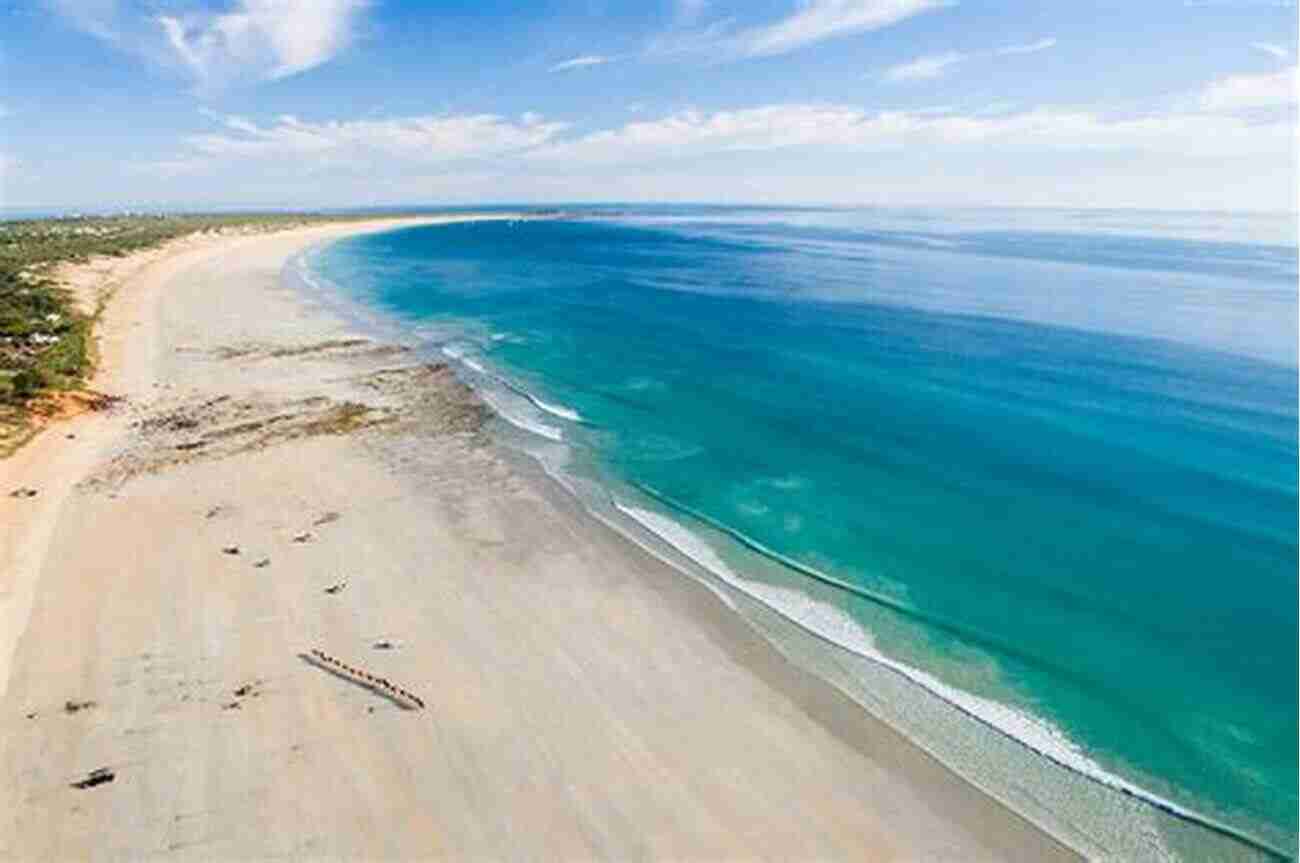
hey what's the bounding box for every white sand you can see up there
[0,218,1078,861]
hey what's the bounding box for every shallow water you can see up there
[310,207,1298,857]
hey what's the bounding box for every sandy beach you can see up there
[0,217,1079,861]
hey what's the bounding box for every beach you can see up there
[0,217,1079,860]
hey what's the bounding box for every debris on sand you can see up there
[301,649,425,710]
[222,545,240,555]
[223,680,261,711]
[373,640,396,650]
[312,512,341,527]
[253,558,270,568]
[71,768,115,789]
[323,580,347,595]
[64,699,97,714]
[9,487,38,498]
[291,531,313,543]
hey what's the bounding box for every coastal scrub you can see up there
[0,214,346,454]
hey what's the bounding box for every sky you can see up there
[1,0,1297,211]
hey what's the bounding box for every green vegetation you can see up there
[0,213,351,449]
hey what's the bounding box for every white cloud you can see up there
[532,105,881,163]
[651,0,950,60]
[881,38,1055,83]
[20,94,1294,210]
[158,0,367,87]
[181,111,568,163]
[884,51,966,81]
[550,55,613,72]
[1251,42,1289,60]
[164,95,1291,178]
[1200,66,1298,111]
[50,0,368,90]
[738,0,950,57]
[528,102,1295,165]
[996,37,1057,56]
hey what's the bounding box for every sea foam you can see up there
[531,397,582,423]
[440,344,486,373]
[617,504,875,656]
[477,389,563,442]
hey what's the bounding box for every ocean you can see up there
[302,206,1298,860]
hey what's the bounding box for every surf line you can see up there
[628,481,1292,862]
[442,346,588,426]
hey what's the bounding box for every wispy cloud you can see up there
[165,61,1295,177]
[1250,42,1289,60]
[883,51,966,81]
[882,37,1056,83]
[527,100,1292,165]
[651,0,950,60]
[49,0,369,92]
[180,110,567,163]
[996,37,1056,56]
[103,81,1295,211]
[1200,65,1298,111]
[550,55,613,72]
[736,0,951,57]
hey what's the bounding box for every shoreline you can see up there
[306,221,1293,862]
[1,216,1079,859]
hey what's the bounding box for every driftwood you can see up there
[301,649,425,710]
[71,767,115,789]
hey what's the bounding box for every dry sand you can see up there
[0,218,1080,861]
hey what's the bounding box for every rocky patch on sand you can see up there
[78,357,486,492]
[80,394,392,490]
[189,338,409,362]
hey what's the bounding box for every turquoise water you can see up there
[310,207,1298,857]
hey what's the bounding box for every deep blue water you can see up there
[310,207,1298,857]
